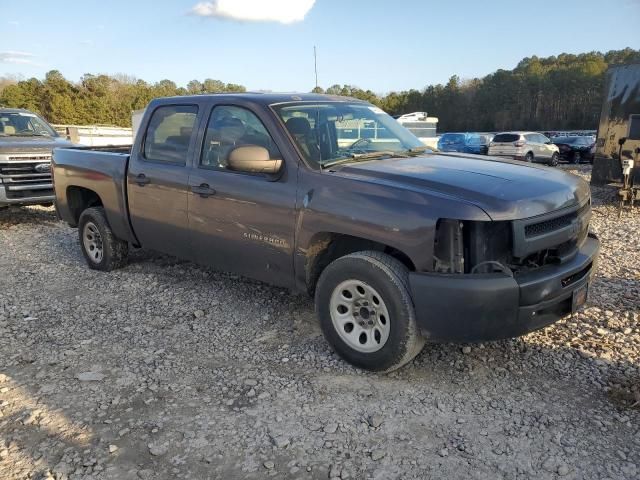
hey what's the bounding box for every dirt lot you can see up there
[0,165,638,480]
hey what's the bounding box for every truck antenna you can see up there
[314,46,318,89]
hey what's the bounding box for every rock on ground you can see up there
[0,164,638,479]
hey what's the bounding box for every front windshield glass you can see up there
[440,133,466,144]
[556,136,580,144]
[272,102,425,168]
[0,112,57,137]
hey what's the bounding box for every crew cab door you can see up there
[127,104,201,259]
[187,103,298,288]
[537,133,555,160]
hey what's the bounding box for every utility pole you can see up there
[314,46,318,89]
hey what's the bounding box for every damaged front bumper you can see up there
[409,233,600,342]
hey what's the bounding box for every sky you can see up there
[0,0,638,94]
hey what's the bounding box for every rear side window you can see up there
[493,133,520,143]
[143,105,198,164]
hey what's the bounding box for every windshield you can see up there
[555,136,581,144]
[466,134,484,145]
[272,102,425,168]
[0,111,57,137]
[439,133,466,144]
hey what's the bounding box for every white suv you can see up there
[488,132,560,166]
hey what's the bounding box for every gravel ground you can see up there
[0,164,638,480]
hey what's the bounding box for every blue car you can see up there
[437,133,493,155]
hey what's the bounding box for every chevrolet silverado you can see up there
[52,94,599,371]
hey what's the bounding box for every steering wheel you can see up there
[349,138,373,150]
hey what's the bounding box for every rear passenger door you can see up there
[128,104,201,259]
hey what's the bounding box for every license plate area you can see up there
[572,283,589,312]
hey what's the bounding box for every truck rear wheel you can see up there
[315,251,425,372]
[78,207,128,271]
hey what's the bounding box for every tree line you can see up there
[1,48,638,131]
[0,72,246,127]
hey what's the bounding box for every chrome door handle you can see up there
[191,184,217,198]
[135,174,150,186]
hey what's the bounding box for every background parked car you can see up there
[488,131,559,166]
[437,132,493,155]
[552,135,596,163]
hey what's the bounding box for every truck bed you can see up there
[52,145,137,244]
[58,144,132,154]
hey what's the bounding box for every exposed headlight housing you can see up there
[433,219,512,274]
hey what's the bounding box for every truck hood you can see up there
[335,153,590,220]
[0,136,74,154]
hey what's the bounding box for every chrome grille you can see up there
[0,157,53,199]
[7,155,52,162]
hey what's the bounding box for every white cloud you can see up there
[8,20,20,26]
[0,51,38,65]
[190,0,316,24]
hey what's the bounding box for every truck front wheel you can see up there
[78,207,128,271]
[315,251,425,372]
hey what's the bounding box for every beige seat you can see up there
[3,125,15,135]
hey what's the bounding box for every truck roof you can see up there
[152,92,368,106]
[0,107,36,114]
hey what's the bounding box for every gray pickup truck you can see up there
[53,93,600,371]
[1,108,73,208]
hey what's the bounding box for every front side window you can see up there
[201,105,281,170]
[143,105,198,164]
[272,102,424,168]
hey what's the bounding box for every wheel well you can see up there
[66,186,103,225]
[305,232,415,295]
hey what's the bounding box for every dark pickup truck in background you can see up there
[0,108,73,208]
[52,93,599,372]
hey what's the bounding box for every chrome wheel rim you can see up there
[82,221,103,264]
[329,279,390,353]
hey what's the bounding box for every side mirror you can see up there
[227,145,282,174]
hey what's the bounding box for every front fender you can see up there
[293,170,489,290]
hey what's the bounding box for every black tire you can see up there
[548,152,559,167]
[571,151,581,164]
[315,251,425,372]
[78,207,128,271]
[524,152,534,163]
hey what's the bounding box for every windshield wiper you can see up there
[322,151,403,169]
[405,146,433,155]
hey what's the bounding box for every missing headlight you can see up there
[433,219,513,274]
[433,219,465,274]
